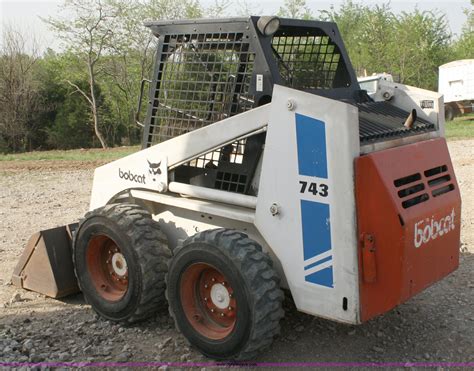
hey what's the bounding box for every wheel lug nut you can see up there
[210,309,215,313]
[228,306,232,310]
[204,297,208,301]
[204,284,208,288]
[220,313,225,317]
[222,282,226,286]
[211,278,215,282]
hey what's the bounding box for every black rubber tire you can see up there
[73,203,171,323]
[445,104,454,121]
[166,228,284,360]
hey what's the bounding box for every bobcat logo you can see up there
[147,160,161,182]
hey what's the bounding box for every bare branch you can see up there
[64,79,94,106]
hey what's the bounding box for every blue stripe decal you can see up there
[300,200,331,261]
[304,255,332,271]
[295,113,328,179]
[295,113,334,288]
[305,266,334,288]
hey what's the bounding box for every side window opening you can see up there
[271,29,351,90]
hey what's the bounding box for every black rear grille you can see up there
[358,102,435,144]
[394,172,429,209]
[393,164,455,209]
[425,164,455,198]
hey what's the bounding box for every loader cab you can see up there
[142,17,360,147]
[140,16,437,197]
[141,17,361,195]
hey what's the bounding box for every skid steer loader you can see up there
[13,16,462,360]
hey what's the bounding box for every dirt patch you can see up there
[0,140,473,364]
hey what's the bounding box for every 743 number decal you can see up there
[299,181,329,197]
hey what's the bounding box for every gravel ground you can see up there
[0,140,473,365]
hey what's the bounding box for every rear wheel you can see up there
[166,229,284,360]
[74,203,171,323]
[445,104,454,121]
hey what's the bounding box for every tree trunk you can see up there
[88,64,107,149]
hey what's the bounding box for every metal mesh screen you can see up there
[272,33,349,90]
[188,139,246,169]
[147,32,255,146]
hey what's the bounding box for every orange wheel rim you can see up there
[86,235,129,301]
[180,263,237,340]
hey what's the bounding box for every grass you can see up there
[0,146,140,162]
[445,113,474,140]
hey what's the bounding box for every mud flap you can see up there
[11,224,80,298]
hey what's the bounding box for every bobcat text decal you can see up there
[118,168,146,184]
[414,208,456,248]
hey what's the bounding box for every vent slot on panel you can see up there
[425,164,455,198]
[424,165,447,177]
[432,184,455,197]
[394,173,421,187]
[394,172,429,209]
[428,174,451,187]
[398,183,425,198]
[393,163,455,208]
[401,194,429,209]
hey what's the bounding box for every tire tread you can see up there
[74,203,171,324]
[167,228,284,360]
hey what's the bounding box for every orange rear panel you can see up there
[355,138,461,322]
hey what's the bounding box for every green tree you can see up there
[99,0,204,145]
[320,1,451,90]
[452,0,474,59]
[393,9,451,89]
[46,83,95,149]
[0,24,43,152]
[320,1,394,76]
[36,50,96,149]
[44,0,128,148]
[278,0,313,20]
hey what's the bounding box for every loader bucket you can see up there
[11,224,80,298]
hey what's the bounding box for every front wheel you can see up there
[166,229,284,360]
[73,203,171,323]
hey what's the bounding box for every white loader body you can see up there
[90,85,361,323]
[13,17,461,361]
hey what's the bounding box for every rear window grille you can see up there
[147,32,255,146]
[394,164,455,208]
[271,32,351,90]
[215,171,247,193]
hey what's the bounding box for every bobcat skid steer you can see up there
[13,16,461,360]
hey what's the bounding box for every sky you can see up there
[0,0,471,53]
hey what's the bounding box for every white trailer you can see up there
[439,59,474,120]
